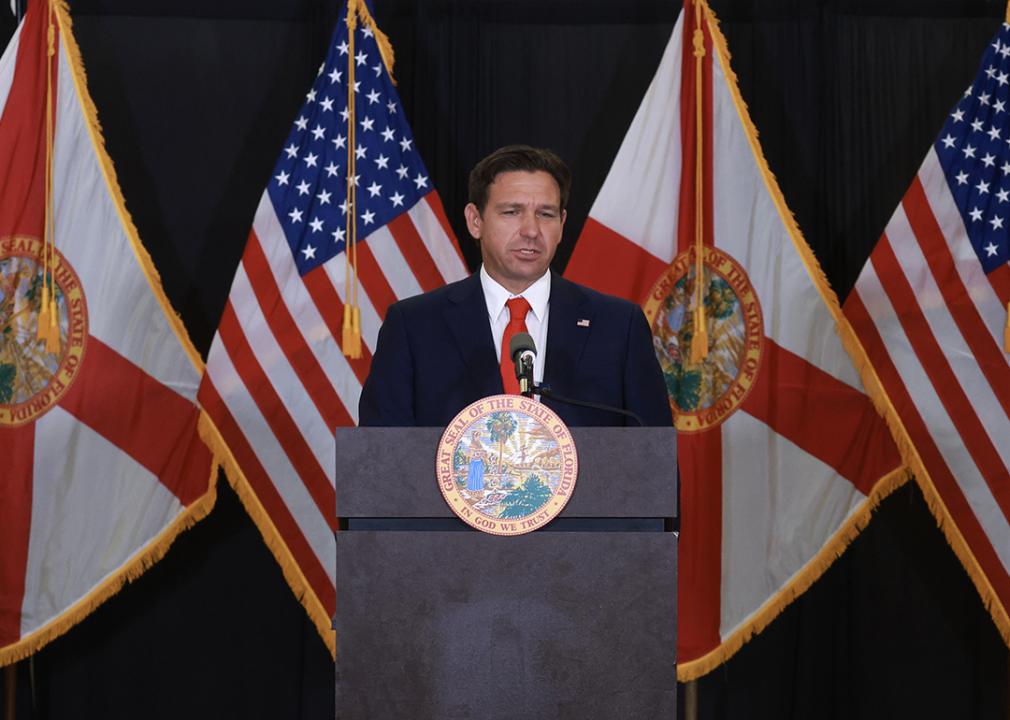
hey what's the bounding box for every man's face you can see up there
[464,170,566,294]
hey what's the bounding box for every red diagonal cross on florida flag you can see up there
[0,2,218,665]
[565,0,906,680]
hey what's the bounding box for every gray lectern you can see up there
[335,426,678,720]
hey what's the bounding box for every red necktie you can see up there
[500,297,532,395]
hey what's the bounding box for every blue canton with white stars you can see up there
[267,11,431,276]
[936,22,1010,274]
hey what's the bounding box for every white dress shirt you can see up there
[479,265,550,384]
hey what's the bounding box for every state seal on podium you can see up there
[435,394,578,536]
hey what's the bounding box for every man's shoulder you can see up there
[389,273,480,317]
[552,274,641,319]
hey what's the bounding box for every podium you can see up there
[335,426,678,719]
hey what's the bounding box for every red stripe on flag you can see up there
[565,218,669,303]
[871,239,1010,520]
[57,336,210,506]
[0,6,49,237]
[904,180,1010,419]
[301,264,372,385]
[241,237,352,429]
[217,301,337,531]
[0,423,34,646]
[197,378,335,613]
[387,212,444,292]
[355,241,398,320]
[740,339,902,495]
[677,427,723,662]
[845,292,1010,603]
[423,192,466,266]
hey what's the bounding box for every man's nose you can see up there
[519,212,540,238]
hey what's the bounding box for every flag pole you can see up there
[2,664,14,720]
[684,677,699,720]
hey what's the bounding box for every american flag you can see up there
[845,23,1010,643]
[197,4,467,650]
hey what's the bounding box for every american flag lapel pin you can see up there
[576,319,590,327]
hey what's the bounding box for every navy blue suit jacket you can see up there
[358,271,673,427]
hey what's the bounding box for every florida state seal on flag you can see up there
[565,0,907,680]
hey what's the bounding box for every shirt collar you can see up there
[479,265,551,323]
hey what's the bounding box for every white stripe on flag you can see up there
[52,47,201,398]
[408,196,468,283]
[720,410,865,639]
[855,263,1010,574]
[228,262,337,482]
[0,21,21,116]
[23,405,181,634]
[205,337,336,582]
[709,43,863,392]
[586,17,682,265]
[363,225,424,299]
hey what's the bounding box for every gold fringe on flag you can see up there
[349,0,396,84]
[688,0,709,366]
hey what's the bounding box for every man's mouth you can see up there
[514,247,540,258]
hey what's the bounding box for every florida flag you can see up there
[565,0,905,679]
[0,2,216,663]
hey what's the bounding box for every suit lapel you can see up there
[443,273,503,396]
[544,272,593,399]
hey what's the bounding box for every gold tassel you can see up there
[45,294,60,353]
[341,304,361,359]
[346,306,362,359]
[690,303,708,365]
[36,283,51,342]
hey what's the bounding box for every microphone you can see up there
[509,332,537,397]
[507,332,644,425]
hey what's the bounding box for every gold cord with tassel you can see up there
[341,2,362,359]
[37,1,59,353]
[688,0,709,366]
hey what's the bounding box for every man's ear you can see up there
[561,208,567,229]
[464,202,483,240]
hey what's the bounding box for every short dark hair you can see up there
[468,145,571,213]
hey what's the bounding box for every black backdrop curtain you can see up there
[1,1,1008,718]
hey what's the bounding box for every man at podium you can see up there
[358,145,672,428]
